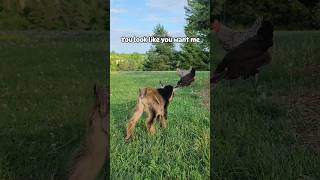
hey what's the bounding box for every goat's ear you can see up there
[159,81,164,88]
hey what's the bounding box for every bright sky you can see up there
[110,0,187,54]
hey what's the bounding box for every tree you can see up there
[179,0,210,70]
[178,30,209,70]
[0,0,108,30]
[213,0,317,29]
[110,52,145,71]
[143,24,176,71]
[298,0,319,10]
[312,2,320,29]
[185,0,210,49]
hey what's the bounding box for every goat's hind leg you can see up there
[160,108,168,128]
[146,110,156,135]
[126,102,144,140]
[158,114,167,129]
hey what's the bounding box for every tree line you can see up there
[212,0,320,30]
[144,0,210,71]
[110,52,145,71]
[143,0,320,71]
[111,0,210,71]
[0,0,108,30]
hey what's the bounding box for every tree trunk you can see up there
[3,0,11,11]
[16,0,26,12]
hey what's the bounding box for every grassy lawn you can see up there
[2,30,319,179]
[110,71,210,179]
[211,31,320,179]
[0,31,107,179]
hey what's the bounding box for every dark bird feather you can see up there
[212,21,273,85]
[176,66,193,77]
[176,67,196,88]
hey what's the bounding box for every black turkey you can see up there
[175,67,196,88]
[212,20,273,86]
[176,66,193,77]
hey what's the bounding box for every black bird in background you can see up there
[211,20,274,87]
[176,66,193,78]
[175,67,196,88]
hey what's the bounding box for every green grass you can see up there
[0,31,107,179]
[211,31,320,179]
[110,71,210,179]
[2,30,319,179]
